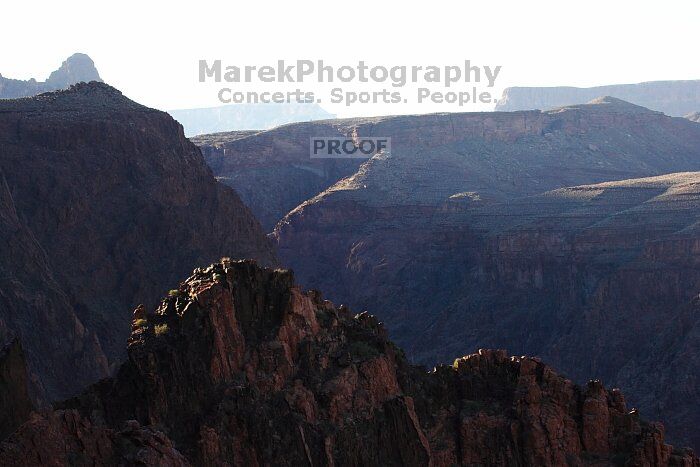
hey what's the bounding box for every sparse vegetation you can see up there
[168,289,182,297]
[154,323,169,336]
[133,318,147,328]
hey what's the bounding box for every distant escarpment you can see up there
[170,102,335,137]
[197,97,700,232]
[196,98,700,449]
[0,53,101,99]
[495,80,700,116]
[0,83,275,402]
[1,260,696,466]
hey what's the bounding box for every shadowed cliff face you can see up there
[194,99,700,450]
[0,53,102,99]
[0,168,109,401]
[0,339,33,440]
[1,260,696,466]
[0,83,276,401]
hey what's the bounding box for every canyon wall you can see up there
[0,83,275,401]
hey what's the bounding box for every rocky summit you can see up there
[0,260,696,466]
[0,83,275,402]
[193,98,700,451]
[0,53,102,99]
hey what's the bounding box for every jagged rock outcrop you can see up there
[1,260,696,466]
[495,80,700,116]
[0,339,33,440]
[0,53,101,99]
[0,83,276,402]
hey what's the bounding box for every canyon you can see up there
[196,98,700,451]
[0,80,698,464]
[1,259,696,466]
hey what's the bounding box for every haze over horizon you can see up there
[3,0,699,118]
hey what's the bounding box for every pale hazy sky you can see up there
[2,0,699,117]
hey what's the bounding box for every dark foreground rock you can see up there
[1,260,696,466]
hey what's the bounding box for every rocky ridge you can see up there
[1,260,696,466]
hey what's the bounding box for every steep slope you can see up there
[495,80,700,116]
[1,260,696,466]
[0,53,101,99]
[0,83,275,401]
